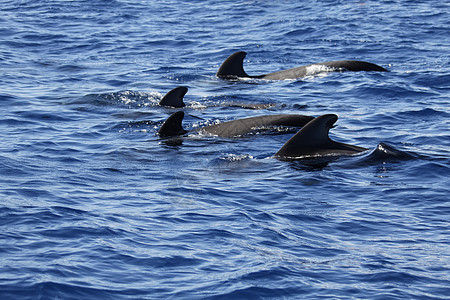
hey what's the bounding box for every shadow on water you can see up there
[159,137,184,147]
[286,157,337,171]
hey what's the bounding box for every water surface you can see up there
[0,1,449,299]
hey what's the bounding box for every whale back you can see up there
[157,111,187,137]
[159,86,188,108]
[276,114,368,158]
[201,114,314,138]
[320,60,388,72]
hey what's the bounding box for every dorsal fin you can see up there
[157,111,187,137]
[216,51,250,79]
[159,86,188,108]
[276,114,368,158]
[276,114,337,157]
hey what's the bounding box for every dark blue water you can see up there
[1,1,449,299]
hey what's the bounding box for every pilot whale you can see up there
[275,114,368,159]
[159,86,275,109]
[216,51,388,80]
[158,112,409,162]
[157,111,314,138]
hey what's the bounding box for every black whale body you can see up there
[157,112,368,159]
[158,109,418,166]
[157,111,314,138]
[157,112,414,162]
[216,51,388,80]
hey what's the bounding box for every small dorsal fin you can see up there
[159,86,188,108]
[216,51,250,79]
[157,111,187,137]
[275,114,338,157]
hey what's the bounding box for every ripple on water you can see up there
[0,0,449,299]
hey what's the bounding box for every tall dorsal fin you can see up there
[275,114,338,157]
[159,86,188,108]
[216,51,250,79]
[157,111,187,137]
[276,114,368,158]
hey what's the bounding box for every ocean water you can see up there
[1,0,449,299]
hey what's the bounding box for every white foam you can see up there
[304,64,339,77]
[220,153,253,162]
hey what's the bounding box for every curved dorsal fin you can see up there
[216,51,250,79]
[276,114,368,158]
[159,86,188,108]
[157,111,187,137]
[275,114,338,157]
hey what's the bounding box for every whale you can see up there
[159,86,275,109]
[157,111,314,138]
[275,114,368,159]
[216,51,388,80]
[158,112,410,162]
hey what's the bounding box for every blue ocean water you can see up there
[1,0,449,298]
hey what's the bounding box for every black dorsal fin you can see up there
[157,111,187,137]
[159,86,188,108]
[216,51,250,79]
[276,114,368,158]
[276,114,338,157]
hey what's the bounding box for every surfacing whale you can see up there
[216,51,388,80]
[159,86,275,109]
[275,114,368,159]
[158,112,410,162]
[157,111,314,138]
